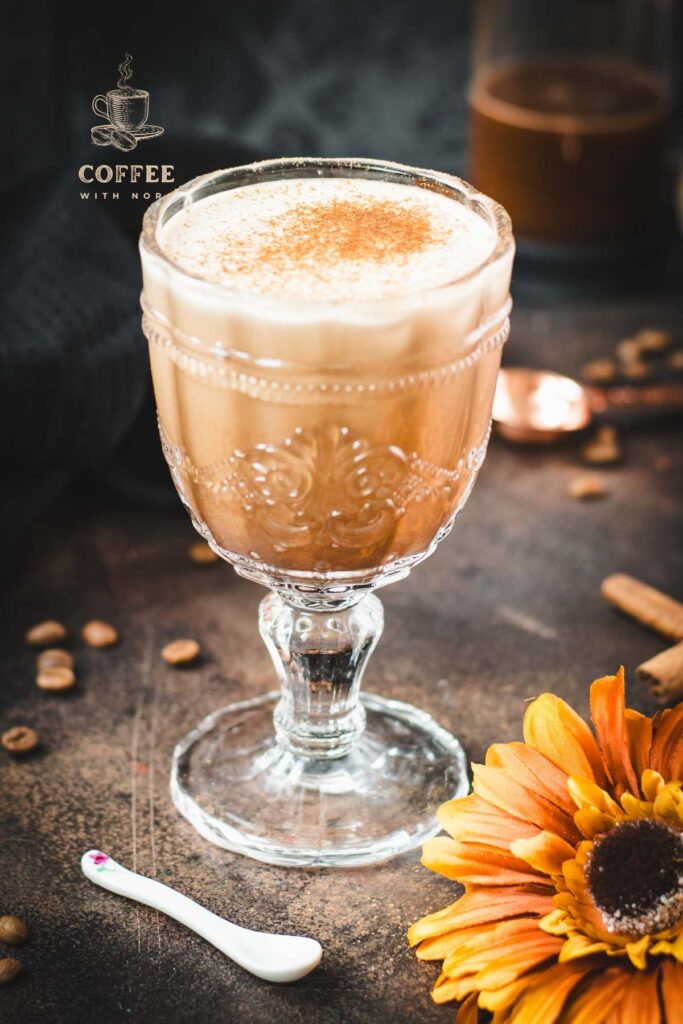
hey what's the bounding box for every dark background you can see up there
[3,0,472,192]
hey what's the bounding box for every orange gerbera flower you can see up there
[408,669,683,1023]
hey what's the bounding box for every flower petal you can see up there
[510,831,576,876]
[472,764,579,843]
[432,973,470,1004]
[660,960,683,1023]
[568,776,622,817]
[466,935,563,991]
[620,793,652,819]
[624,936,651,971]
[441,917,559,982]
[540,908,572,937]
[421,836,549,886]
[560,968,629,1024]
[641,769,665,802]
[486,743,578,815]
[505,960,593,1024]
[523,692,605,786]
[478,973,531,1011]
[438,792,539,847]
[408,885,554,947]
[650,704,683,782]
[624,709,652,782]
[573,805,617,840]
[590,668,640,798]
[652,782,683,825]
[610,967,662,1024]
[558,933,610,962]
[455,992,479,1024]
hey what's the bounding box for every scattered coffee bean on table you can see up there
[25,620,66,647]
[669,349,683,370]
[36,666,76,692]
[189,541,219,565]
[616,337,649,379]
[582,358,616,384]
[162,639,201,666]
[82,620,118,648]
[622,360,648,379]
[37,648,74,671]
[0,916,28,946]
[616,337,641,363]
[582,426,621,466]
[2,726,39,754]
[568,473,608,500]
[634,328,672,355]
[0,958,22,986]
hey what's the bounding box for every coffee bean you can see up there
[91,125,112,146]
[622,359,649,380]
[616,337,641,363]
[188,541,218,565]
[582,426,621,466]
[36,666,76,692]
[25,620,67,647]
[162,639,200,666]
[669,349,683,371]
[0,958,22,985]
[2,726,39,754]
[111,128,137,151]
[568,473,608,500]
[37,649,74,671]
[582,358,616,384]
[633,328,672,355]
[616,337,650,379]
[582,444,621,465]
[0,916,28,946]
[82,620,118,648]
[90,124,136,151]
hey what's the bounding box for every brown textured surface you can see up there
[1,289,682,1023]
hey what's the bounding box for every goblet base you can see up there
[171,691,468,867]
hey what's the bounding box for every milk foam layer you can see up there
[161,178,496,302]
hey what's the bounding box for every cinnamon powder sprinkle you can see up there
[253,199,442,271]
[162,177,497,301]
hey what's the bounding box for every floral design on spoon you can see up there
[88,851,116,873]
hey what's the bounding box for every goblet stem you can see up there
[259,592,384,760]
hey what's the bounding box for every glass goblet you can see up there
[139,158,514,867]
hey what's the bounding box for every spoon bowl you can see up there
[493,368,591,443]
[493,367,683,443]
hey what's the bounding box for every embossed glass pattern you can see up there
[140,158,514,867]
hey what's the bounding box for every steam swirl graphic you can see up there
[117,53,134,91]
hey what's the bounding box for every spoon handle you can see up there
[80,850,321,982]
[81,849,242,940]
[588,383,683,416]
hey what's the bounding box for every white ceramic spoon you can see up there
[81,850,322,983]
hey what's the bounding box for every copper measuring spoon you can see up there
[493,367,683,444]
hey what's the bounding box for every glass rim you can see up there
[139,156,514,313]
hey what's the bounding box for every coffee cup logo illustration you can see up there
[91,54,164,151]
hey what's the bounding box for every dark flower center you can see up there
[586,818,683,936]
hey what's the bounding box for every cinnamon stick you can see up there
[637,641,683,703]
[601,574,683,641]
